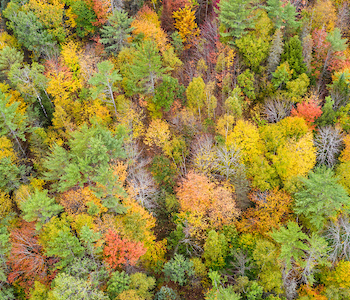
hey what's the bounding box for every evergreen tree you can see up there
[0,91,27,156]
[89,60,122,116]
[294,167,350,230]
[128,40,166,96]
[100,10,134,55]
[20,189,63,230]
[266,0,299,30]
[218,0,256,41]
[281,35,307,79]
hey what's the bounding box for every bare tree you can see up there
[191,134,216,174]
[128,168,158,210]
[214,145,242,179]
[126,141,158,210]
[314,126,343,167]
[264,99,292,123]
[325,215,350,263]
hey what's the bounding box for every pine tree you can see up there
[218,0,255,41]
[0,91,27,156]
[89,60,122,116]
[128,40,166,96]
[100,10,134,55]
[294,167,350,230]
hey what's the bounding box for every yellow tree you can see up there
[272,132,316,189]
[226,120,265,164]
[131,6,169,52]
[173,5,199,49]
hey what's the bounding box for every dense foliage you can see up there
[0,0,350,299]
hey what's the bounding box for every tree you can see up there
[131,6,169,52]
[0,46,24,74]
[103,229,146,269]
[270,222,308,271]
[7,222,49,293]
[281,36,307,79]
[153,76,184,112]
[89,60,122,116]
[214,145,242,179]
[325,216,350,262]
[294,167,350,230]
[218,0,256,41]
[129,272,156,300]
[237,69,256,99]
[8,62,50,118]
[314,126,343,167]
[107,271,130,299]
[226,120,264,164]
[265,0,299,30]
[100,10,134,55]
[271,62,292,89]
[203,230,228,270]
[0,91,27,156]
[173,5,199,48]
[272,132,316,188]
[264,98,292,123]
[67,0,97,38]
[267,29,284,75]
[3,3,56,58]
[39,216,85,268]
[237,189,292,235]
[290,99,322,129]
[186,76,206,117]
[48,273,108,300]
[43,123,125,197]
[128,40,166,96]
[20,189,63,230]
[163,253,195,286]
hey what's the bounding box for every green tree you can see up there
[43,123,125,192]
[0,91,27,156]
[203,230,229,270]
[270,221,308,271]
[129,272,156,300]
[0,46,24,74]
[67,0,97,37]
[107,271,130,299]
[265,0,299,30]
[163,254,195,286]
[316,96,336,127]
[153,75,184,112]
[218,0,256,41]
[9,62,50,118]
[89,60,122,116]
[40,217,85,268]
[20,189,63,230]
[294,167,350,230]
[271,62,292,89]
[3,3,56,58]
[281,35,307,79]
[100,10,134,55]
[128,40,166,96]
[237,69,256,100]
[186,76,206,117]
[48,273,109,300]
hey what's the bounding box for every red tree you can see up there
[7,222,50,293]
[291,99,322,129]
[103,229,146,269]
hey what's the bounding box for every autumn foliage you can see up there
[291,99,323,129]
[103,229,146,269]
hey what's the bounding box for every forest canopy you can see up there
[1,0,350,299]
